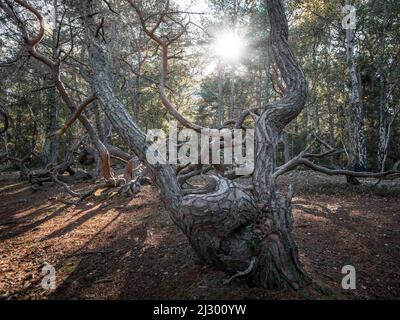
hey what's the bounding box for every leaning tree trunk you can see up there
[82,0,309,289]
[0,0,115,185]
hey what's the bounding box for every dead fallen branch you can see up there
[274,156,399,180]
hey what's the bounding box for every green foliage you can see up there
[0,0,399,171]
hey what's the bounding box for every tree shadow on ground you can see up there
[49,222,149,299]
[0,205,68,241]
[2,175,399,300]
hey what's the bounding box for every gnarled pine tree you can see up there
[81,0,309,289]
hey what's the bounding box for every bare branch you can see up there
[56,95,97,137]
[274,156,398,180]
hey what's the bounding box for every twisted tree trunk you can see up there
[82,0,309,289]
[250,0,309,288]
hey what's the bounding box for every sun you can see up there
[212,32,246,63]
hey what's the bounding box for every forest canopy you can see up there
[0,0,399,300]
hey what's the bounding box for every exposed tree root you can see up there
[223,257,256,284]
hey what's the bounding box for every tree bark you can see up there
[376,1,397,173]
[217,62,224,127]
[48,0,59,165]
[229,68,235,119]
[0,0,115,184]
[82,0,309,290]
[345,0,367,173]
[249,0,309,289]
[283,131,290,164]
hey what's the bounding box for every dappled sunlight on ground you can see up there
[0,171,399,299]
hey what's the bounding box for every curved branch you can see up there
[274,156,398,180]
[56,95,97,136]
[1,0,115,182]
[13,0,45,46]
[253,0,308,201]
[221,108,261,129]
[128,0,206,133]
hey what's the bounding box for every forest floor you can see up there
[0,170,399,300]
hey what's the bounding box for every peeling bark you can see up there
[345,0,367,172]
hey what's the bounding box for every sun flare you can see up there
[212,32,246,63]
